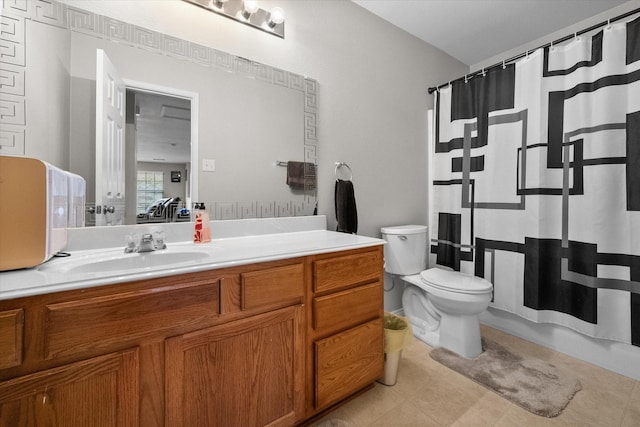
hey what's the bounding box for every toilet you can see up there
[381,225,493,358]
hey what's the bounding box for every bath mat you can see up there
[430,339,581,417]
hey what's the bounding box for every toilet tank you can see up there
[381,225,428,275]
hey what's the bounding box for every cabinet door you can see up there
[166,305,305,427]
[0,349,138,427]
[315,318,383,409]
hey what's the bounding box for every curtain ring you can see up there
[464,74,468,83]
[574,32,580,42]
[550,41,554,51]
[502,60,506,69]
[481,68,486,77]
[606,19,611,30]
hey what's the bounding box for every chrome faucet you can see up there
[124,231,166,253]
[137,233,156,253]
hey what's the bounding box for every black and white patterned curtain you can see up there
[432,13,640,347]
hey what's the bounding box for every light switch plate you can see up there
[202,159,216,172]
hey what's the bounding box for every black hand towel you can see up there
[286,161,316,191]
[286,161,306,190]
[335,179,358,234]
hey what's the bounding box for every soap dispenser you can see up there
[193,203,211,243]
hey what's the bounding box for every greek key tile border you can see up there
[0,0,317,217]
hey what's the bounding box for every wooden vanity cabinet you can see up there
[305,246,385,418]
[0,246,384,426]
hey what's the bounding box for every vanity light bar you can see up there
[183,0,285,39]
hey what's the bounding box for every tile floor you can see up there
[312,325,640,426]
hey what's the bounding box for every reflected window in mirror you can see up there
[136,171,164,214]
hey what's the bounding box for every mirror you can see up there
[0,0,317,225]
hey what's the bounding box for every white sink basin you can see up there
[38,246,214,275]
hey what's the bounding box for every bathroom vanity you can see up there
[0,218,384,426]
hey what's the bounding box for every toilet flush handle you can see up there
[398,235,408,241]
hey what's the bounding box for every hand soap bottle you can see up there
[193,203,211,243]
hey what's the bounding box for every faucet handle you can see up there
[153,230,166,250]
[124,233,139,253]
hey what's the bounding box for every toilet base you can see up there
[402,277,487,359]
[438,312,483,358]
[408,312,483,358]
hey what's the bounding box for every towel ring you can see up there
[334,162,353,181]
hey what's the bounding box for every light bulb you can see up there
[243,0,259,14]
[268,7,285,27]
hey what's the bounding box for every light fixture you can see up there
[183,0,285,38]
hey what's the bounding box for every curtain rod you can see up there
[427,7,640,94]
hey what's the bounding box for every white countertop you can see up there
[0,230,384,301]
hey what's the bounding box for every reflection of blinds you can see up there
[136,171,164,213]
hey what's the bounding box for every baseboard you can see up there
[480,307,640,381]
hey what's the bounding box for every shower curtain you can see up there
[431,14,640,347]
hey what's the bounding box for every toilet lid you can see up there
[420,268,493,294]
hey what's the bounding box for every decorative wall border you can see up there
[0,0,318,218]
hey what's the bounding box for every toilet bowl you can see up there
[402,269,492,358]
[381,225,493,359]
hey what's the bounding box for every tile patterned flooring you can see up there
[312,325,640,426]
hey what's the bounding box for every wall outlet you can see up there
[202,159,216,172]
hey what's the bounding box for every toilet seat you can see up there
[420,269,492,295]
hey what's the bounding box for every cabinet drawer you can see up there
[313,282,382,336]
[315,318,383,409]
[241,263,304,311]
[0,309,23,369]
[44,280,219,360]
[313,250,382,294]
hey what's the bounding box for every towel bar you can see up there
[334,162,353,181]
